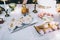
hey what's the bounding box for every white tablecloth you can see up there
[0,4,60,40]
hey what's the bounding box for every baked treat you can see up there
[39,29,45,35]
[37,22,49,29]
[34,21,60,35]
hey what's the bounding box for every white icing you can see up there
[44,23,48,28]
[48,28,53,32]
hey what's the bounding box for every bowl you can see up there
[0,18,4,24]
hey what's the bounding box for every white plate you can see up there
[23,14,35,24]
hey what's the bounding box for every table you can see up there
[0,4,60,40]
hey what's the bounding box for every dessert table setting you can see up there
[0,0,60,40]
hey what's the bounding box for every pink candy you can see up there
[38,12,54,18]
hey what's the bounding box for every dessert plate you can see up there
[8,14,38,33]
